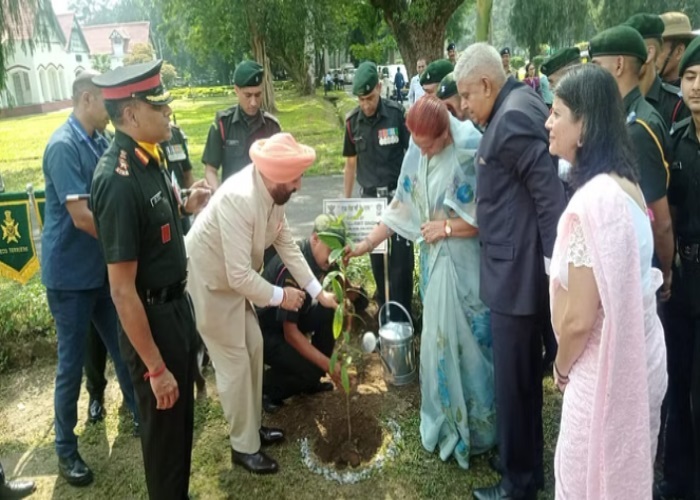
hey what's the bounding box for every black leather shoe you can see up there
[231,450,279,474]
[304,381,334,394]
[473,483,536,500]
[58,453,93,487]
[262,394,284,414]
[0,478,36,499]
[259,426,284,445]
[87,399,105,424]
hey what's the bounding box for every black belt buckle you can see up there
[144,279,187,306]
[377,186,389,198]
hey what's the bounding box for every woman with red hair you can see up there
[347,95,495,468]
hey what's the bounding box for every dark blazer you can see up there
[476,78,566,316]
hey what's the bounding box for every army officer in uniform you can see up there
[660,37,700,500]
[343,61,414,318]
[202,60,281,189]
[91,60,212,500]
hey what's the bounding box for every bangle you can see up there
[144,364,166,381]
[554,361,569,382]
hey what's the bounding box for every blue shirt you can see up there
[540,75,554,105]
[41,114,110,290]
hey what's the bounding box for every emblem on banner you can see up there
[1,210,20,244]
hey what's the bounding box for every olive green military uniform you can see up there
[162,123,194,233]
[343,61,414,317]
[91,129,198,500]
[201,105,281,181]
[201,60,281,182]
[624,88,671,203]
[646,77,689,129]
[665,116,700,498]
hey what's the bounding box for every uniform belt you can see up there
[678,238,700,263]
[362,186,396,198]
[141,279,187,306]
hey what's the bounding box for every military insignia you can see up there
[145,91,171,103]
[626,111,637,125]
[378,128,399,146]
[426,72,430,80]
[165,144,186,162]
[134,147,150,165]
[161,223,171,244]
[115,150,130,176]
[1,210,21,244]
[366,84,370,92]
[441,85,446,94]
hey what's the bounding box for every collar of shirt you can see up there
[486,76,520,127]
[136,141,162,163]
[68,113,110,158]
[681,118,700,146]
[233,104,266,127]
[114,129,160,169]
[358,98,388,123]
[645,76,663,104]
[623,86,643,112]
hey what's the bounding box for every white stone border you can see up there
[299,418,402,484]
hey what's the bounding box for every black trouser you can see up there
[85,322,108,401]
[263,304,335,401]
[118,294,197,500]
[491,311,544,499]
[369,232,414,320]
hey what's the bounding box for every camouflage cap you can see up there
[420,59,454,86]
[541,47,581,77]
[624,13,665,41]
[680,36,700,76]
[588,25,648,63]
[234,60,264,87]
[436,72,458,100]
[353,61,379,96]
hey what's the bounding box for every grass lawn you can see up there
[0,87,356,193]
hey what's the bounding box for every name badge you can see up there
[225,139,240,147]
[378,128,399,146]
[165,144,186,162]
[150,191,163,207]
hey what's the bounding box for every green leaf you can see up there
[329,248,344,265]
[331,279,343,302]
[323,271,344,289]
[351,207,364,220]
[333,306,344,339]
[317,232,344,250]
[329,351,338,373]
[341,364,350,394]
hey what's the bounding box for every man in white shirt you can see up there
[408,58,427,106]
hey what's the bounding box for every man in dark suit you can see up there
[455,43,567,500]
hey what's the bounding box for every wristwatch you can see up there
[444,219,452,238]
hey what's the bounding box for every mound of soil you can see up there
[312,408,383,468]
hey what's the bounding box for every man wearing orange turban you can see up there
[185,133,338,474]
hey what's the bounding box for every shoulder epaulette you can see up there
[214,106,236,121]
[262,111,280,125]
[670,116,692,137]
[626,111,637,125]
[345,107,360,121]
[661,81,682,98]
[383,99,404,112]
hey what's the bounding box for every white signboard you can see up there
[323,198,387,254]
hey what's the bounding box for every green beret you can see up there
[624,13,665,41]
[420,59,454,86]
[353,62,379,96]
[234,61,264,87]
[313,214,346,246]
[588,25,648,63]
[541,47,581,77]
[680,36,700,76]
[436,72,458,100]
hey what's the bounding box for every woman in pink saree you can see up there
[545,64,667,499]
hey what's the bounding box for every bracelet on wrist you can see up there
[554,361,569,381]
[144,363,166,381]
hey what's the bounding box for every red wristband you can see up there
[143,364,166,381]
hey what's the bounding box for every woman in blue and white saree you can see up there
[347,96,496,468]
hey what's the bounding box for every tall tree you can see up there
[370,0,468,78]
[1,0,55,89]
[475,0,493,42]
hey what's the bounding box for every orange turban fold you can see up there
[250,133,316,183]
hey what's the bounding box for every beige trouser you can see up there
[201,305,263,453]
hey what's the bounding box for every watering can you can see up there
[361,301,416,386]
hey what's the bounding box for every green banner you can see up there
[0,192,39,284]
[33,190,45,229]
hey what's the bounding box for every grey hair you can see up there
[454,43,506,86]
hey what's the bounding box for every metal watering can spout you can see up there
[362,301,417,386]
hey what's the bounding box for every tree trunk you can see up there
[476,0,493,42]
[373,0,463,81]
[247,5,277,114]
